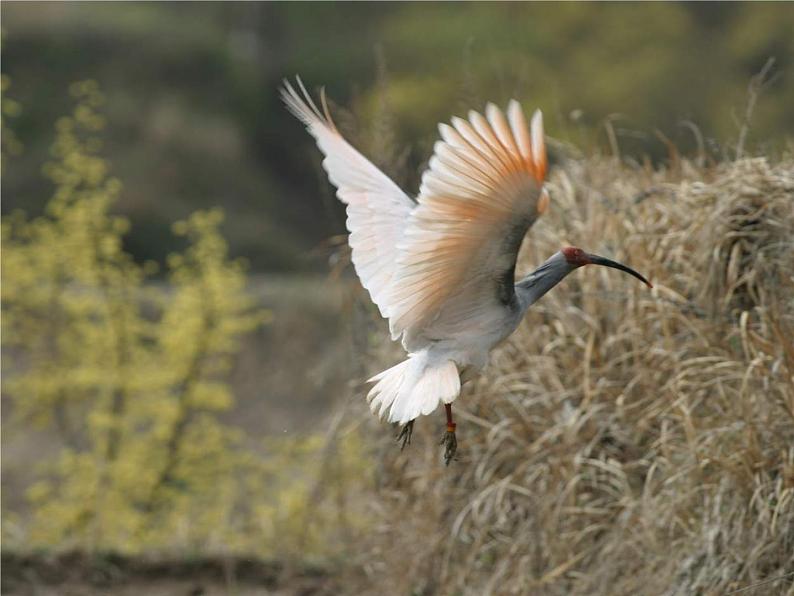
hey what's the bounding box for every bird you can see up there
[281,78,652,465]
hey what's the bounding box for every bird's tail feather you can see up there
[367,353,460,424]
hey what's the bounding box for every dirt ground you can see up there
[1,552,340,596]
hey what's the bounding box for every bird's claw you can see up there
[440,427,457,466]
[397,420,414,451]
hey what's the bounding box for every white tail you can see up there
[366,352,461,424]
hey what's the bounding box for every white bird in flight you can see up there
[282,78,652,464]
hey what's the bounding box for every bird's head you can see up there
[562,246,653,288]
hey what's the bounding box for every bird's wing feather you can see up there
[385,101,548,346]
[281,78,415,317]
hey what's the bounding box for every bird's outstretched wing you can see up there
[281,78,415,318]
[385,102,549,348]
[283,80,547,350]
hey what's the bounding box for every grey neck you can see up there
[514,251,575,313]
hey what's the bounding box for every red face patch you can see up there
[562,246,589,266]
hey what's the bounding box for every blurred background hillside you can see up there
[3,2,793,272]
[3,3,794,595]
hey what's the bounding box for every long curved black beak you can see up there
[587,254,653,288]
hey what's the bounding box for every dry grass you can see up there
[350,155,794,595]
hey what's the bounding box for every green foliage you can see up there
[1,74,23,161]
[3,3,792,270]
[2,83,369,557]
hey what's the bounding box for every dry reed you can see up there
[350,154,794,596]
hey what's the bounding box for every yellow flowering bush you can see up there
[2,80,372,561]
[1,82,270,553]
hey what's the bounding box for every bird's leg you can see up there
[440,403,457,465]
[396,419,414,451]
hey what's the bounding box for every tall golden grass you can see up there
[352,154,794,595]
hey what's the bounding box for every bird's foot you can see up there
[440,423,457,466]
[396,420,414,451]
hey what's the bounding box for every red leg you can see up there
[441,404,458,465]
[445,403,456,433]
